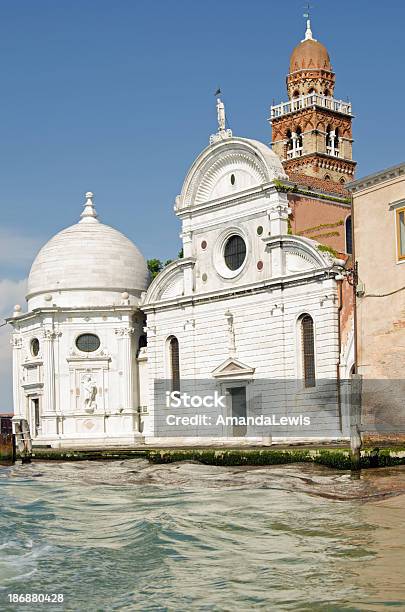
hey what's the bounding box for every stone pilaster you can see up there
[42,330,58,414]
[11,336,23,417]
[115,327,135,412]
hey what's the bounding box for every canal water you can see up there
[1,459,405,611]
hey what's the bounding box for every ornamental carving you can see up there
[11,337,23,349]
[114,327,135,337]
[43,330,62,340]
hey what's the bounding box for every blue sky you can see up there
[0,0,403,410]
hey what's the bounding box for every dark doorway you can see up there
[229,387,247,436]
[32,398,40,437]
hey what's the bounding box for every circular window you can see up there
[201,240,207,250]
[31,338,40,357]
[76,333,100,353]
[224,235,246,271]
[257,226,263,236]
[230,173,236,185]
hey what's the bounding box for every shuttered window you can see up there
[169,336,180,392]
[301,315,315,388]
[397,208,405,260]
[345,215,352,255]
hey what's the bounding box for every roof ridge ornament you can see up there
[79,191,99,223]
[302,5,316,41]
[210,89,233,145]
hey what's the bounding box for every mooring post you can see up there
[14,419,33,464]
[350,374,362,470]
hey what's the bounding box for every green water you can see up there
[0,460,405,611]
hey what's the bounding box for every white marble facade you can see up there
[9,114,353,448]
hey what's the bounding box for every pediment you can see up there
[212,357,255,379]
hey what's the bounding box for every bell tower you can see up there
[270,16,356,187]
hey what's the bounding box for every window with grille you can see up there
[397,208,405,260]
[169,336,180,392]
[76,333,100,353]
[345,215,352,255]
[301,315,315,387]
[31,338,40,357]
[224,235,246,271]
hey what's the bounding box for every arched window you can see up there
[334,128,340,152]
[300,315,316,387]
[339,177,346,184]
[324,174,331,180]
[168,336,180,392]
[326,126,339,157]
[324,89,330,97]
[345,215,352,254]
[293,90,299,99]
[286,129,293,149]
[296,127,303,149]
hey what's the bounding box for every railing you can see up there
[287,147,303,159]
[270,93,352,119]
[326,146,340,157]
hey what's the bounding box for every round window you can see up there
[257,226,263,236]
[31,338,40,357]
[76,333,100,353]
[224,235,246,271]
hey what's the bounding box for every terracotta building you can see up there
[270,17,354,259]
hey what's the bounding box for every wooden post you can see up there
[350,374,362,469]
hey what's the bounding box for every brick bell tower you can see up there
[270,17,356,187]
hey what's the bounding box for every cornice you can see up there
[141,266,334,313]
[348,162,405,193]
[175,182,278,218]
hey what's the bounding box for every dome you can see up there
[289,38,332,73]
[27,193,150,308]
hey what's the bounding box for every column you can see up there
[115,327,135,411]
[42,330,56,414]
[11,336,23,418]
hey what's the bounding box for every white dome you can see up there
[27,193,150,308]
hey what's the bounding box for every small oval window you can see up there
[76,333,100,353]
[257,226,263,236]
[31,338,40,357]
[230,173,235,185]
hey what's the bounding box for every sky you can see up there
[0,0,403,411]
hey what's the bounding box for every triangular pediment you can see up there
[212,357,255,379]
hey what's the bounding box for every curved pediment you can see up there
[176,137,287,211]
[264,234,337,273]
[141,259,196,306]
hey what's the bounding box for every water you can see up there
[1,460,405,611]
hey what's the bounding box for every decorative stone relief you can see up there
[43,330,62,340]
[82,374,98,413]
[114,327,135,337]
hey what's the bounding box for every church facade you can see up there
[8,19,355,447]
